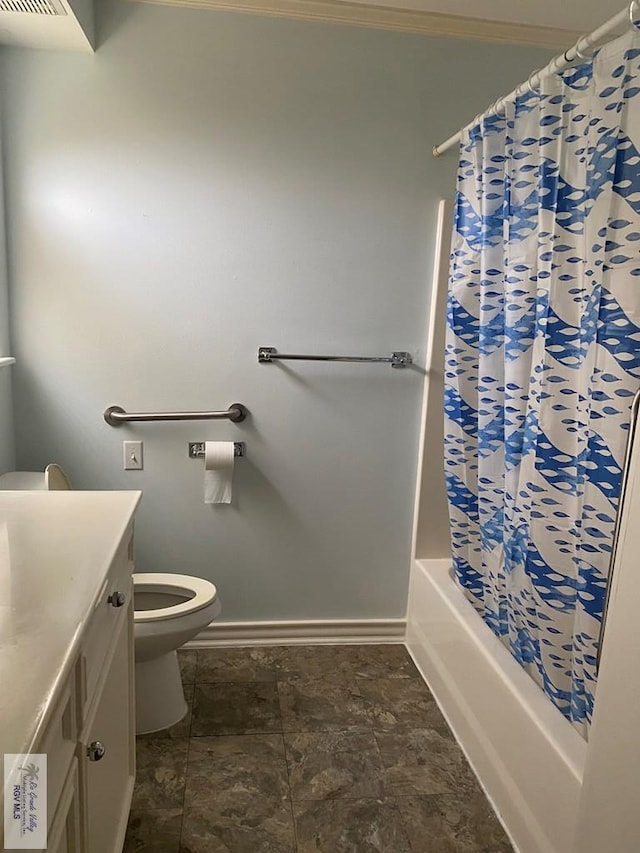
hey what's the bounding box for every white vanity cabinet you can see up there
[78,595,135,852]
[46,761,81,853]
[0,492,140,853]
[63,529,135,853]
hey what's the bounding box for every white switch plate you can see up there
[123,440,143,470]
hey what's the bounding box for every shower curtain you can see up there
[445,29,640,733]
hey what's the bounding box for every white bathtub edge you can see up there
[407,558,586,853]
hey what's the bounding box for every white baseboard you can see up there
[185,618,407,648]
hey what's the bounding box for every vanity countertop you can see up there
[0,490,141,763]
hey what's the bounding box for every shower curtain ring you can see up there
[574,38,591,61]
[630,0,640,29]
[526,70,540,95]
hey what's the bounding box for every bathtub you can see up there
[406,558,587,853]
[409,202,589,852]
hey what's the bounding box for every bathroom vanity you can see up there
[0,490,141,853]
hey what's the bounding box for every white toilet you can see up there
[0,463,72,491]
[133,573,221,734]
[0,465,220,734]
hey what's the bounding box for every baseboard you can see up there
[185,618,407,647]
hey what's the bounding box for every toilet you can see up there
[0,465,220,734]
[133,573,221,734]
[0,463,72,491]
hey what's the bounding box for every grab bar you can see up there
[596,387,640,672]
[103,403,248,427]
[258,347,412,369]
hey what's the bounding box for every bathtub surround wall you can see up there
[0,0,551,624]
[411,200,451,562]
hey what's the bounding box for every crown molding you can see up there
[132,0,578,49]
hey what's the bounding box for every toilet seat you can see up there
[133,573,219,623]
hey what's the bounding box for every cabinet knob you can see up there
[108,591,126,608]
[87,741,106,762]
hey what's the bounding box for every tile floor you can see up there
[124,644,513,852]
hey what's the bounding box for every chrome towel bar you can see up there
[103,403,248,427]
[258,347,412,369]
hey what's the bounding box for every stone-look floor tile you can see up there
[164,694,193,739]
[131,738,189,810]
[395,794,513,853]
[181,734,294,851]
[178,650,198,685]
[185,735,289,809]
[278,678,370,732]
[272,644,419,683]
[293,798,412,853]
[376,729,481,797]
[284,730,385,801]
[271,645,347,681]
[191,682,282,736]
[272,644,420,682]
[336,644,420,680]
[197,647,277,683]
[358,676,452,734]
[180,801,296,853]
[124,808,183,852]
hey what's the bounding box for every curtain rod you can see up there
[432,1,639,158]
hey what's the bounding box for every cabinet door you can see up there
[47,759,81,853]
[79,608,135,853]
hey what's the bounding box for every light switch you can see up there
[123,440,143,470]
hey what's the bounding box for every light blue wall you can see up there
[0,0,551,621]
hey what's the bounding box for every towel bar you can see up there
[258,347,412,369]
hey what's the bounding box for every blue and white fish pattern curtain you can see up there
[445,29,640,735]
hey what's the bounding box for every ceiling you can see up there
[0,0,627,51]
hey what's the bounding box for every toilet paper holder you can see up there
[189,442,246,459]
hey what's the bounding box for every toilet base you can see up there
[135,651,188,735]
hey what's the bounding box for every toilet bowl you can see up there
[133,573,221,734]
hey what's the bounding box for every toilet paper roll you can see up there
[204,441,235,504]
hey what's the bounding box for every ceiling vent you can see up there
[0,0,66,14]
